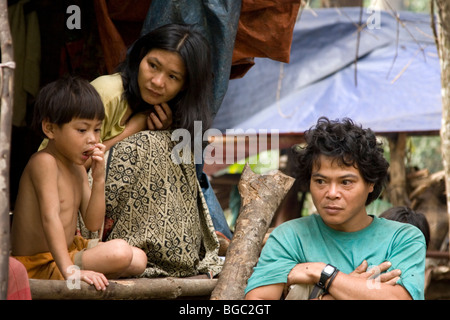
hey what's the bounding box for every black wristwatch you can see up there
[308,264,338,299]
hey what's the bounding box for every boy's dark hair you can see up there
[292,117,389,205]
[380,206,430,248]
[32,76,105,138]
[119,23,213,136]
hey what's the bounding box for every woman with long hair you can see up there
[85,23,225,278]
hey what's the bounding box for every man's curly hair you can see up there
[292,117,389,205]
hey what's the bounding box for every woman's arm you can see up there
[102,103,172,152]
[103,113,148,151]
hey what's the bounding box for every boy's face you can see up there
[309,154,374,232]
[49,117,102,165]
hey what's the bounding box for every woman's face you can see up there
[138,48,186,106]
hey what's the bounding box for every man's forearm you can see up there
[288,262,412,300]
[326,271,412,300]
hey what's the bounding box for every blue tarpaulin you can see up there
[212,7,442,134]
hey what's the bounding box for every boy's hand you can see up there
[80,270,109,291]
[89,143,106,182]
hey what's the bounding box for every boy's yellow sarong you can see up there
[12,236,99,280]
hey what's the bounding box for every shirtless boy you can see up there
[11,76,147,291]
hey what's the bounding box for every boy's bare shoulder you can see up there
[29,149,55,161]
[19,151,59,187]
[27,150,58,170]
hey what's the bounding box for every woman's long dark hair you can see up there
[119,23,213,137]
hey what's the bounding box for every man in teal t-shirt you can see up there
[245,117,426,300]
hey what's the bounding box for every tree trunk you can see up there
[436,0,450,257]
[210,163,295,300]
[0,0,15,300]
[387,133,409,207]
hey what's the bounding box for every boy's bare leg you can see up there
[81,239,147,278]
[127,247,148,276]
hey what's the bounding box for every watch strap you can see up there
[308,284,324,300]
[325,268,339,293]
[308,264,338,299]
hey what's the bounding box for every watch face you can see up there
[323,265,335,276]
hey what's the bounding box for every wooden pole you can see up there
[210,163,295,300]
[436,0,450,258]
[0,0,15,300]
[386,133,409,207]
[29,278,218,300]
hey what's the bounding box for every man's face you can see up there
[309,154,374,232]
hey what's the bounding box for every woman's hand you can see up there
[124,103,173,133]
[147,102,173,130]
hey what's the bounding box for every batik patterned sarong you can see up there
[103,130,223,278]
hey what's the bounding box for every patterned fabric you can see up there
[103,130,223,278]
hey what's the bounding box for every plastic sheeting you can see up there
[212,7,442,134]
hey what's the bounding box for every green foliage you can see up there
[380,135,443,173]
[407,136,443,173]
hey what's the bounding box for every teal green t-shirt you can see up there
[245,214,426,300]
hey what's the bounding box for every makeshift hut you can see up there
[1,0,450,300]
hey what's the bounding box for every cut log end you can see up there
[210,164,295,300]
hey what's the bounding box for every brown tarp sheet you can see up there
[93,0,301,79]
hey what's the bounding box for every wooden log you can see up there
[210,163,295,300]
[436,0,450,273]
[0,0,15,300]
[386,133,409,207]
[29,277,218,300]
